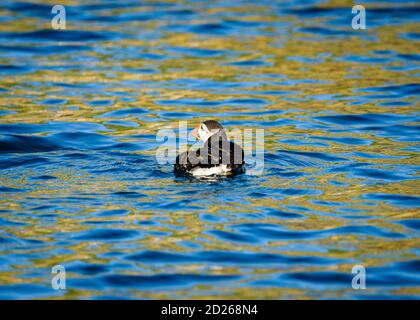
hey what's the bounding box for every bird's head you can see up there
[192,120,226,142]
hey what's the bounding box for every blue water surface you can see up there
[0,0,419,299]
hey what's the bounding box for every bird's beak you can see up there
[192,126,199,140]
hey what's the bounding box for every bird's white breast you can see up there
[190,165,230,176]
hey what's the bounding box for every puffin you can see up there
[174,120,245,176]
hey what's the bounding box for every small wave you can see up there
[0,135,61,153]
[72,228,141,241]
[99,273,240,289]
[0,29,119,42]
[125,250,343,265]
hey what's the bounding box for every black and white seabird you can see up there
[174,120,245,176]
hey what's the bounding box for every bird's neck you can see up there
[202,130,227,144]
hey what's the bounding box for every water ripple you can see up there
[0,0,418,300]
